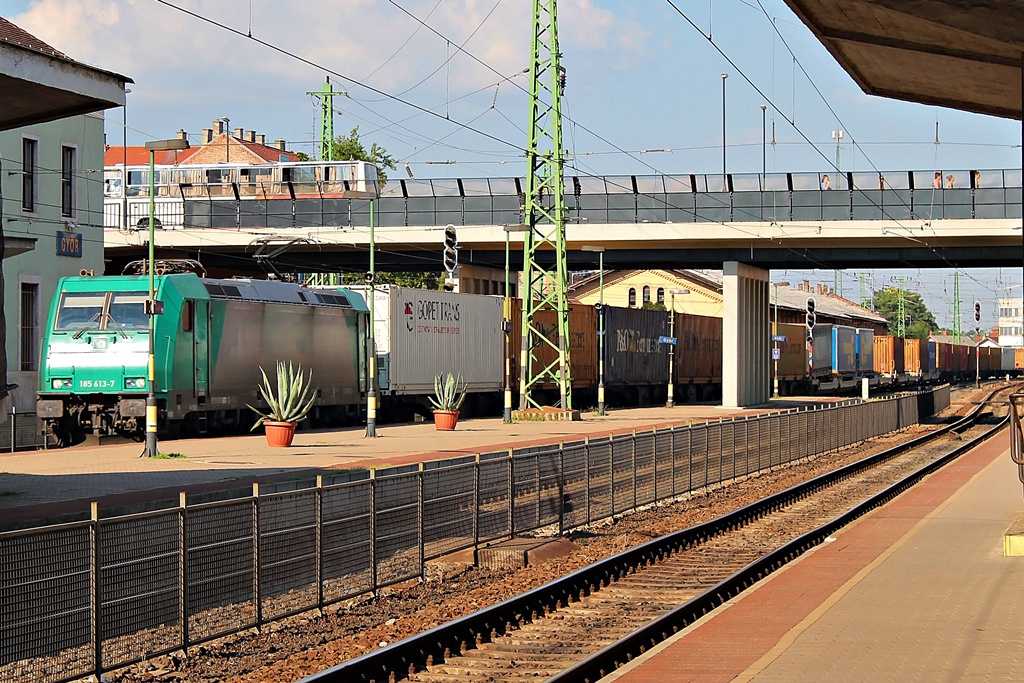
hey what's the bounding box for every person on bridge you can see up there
[933,171,942,188]
[821,175,831,191]
[946,174,956,188]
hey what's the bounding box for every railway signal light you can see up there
[443,224,458,275]
[805,296,816,329]
[974,300,981,323]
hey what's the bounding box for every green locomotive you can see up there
[36,273,367,444]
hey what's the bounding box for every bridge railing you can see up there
[103,168,1022,231]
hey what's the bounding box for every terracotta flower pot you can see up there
[264,420,297,447]
[433,410,459,431]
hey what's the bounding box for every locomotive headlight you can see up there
[51,378,72,390]
[125,377,147,389]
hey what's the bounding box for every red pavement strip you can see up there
[610,430,1008,683]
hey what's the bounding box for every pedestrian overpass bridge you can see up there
[102,166,1022,410]
[104,167,1022,272]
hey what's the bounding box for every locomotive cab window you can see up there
[182,300,194,332]
[55,293,106,330]
[108,293,148,329]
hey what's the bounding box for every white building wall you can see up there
[998,297,1023,348]
[1,113,105,414]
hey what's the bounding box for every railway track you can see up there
[300,386,1009,683]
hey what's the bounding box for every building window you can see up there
[61,146,76,216]
[642,286,651,305]
[20,283,39,371]
[657,287,665,304]
[22,138,37,212]
[628,287,636,307]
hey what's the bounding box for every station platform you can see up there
[608,428,1024,682]
[0,401,806,530]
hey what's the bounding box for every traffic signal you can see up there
[974,300,981,323]
[805,296,816,329]
[443,224,458,274]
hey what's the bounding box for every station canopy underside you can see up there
[783,0,1023,120]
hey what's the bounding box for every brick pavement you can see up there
[608,428,1024,682]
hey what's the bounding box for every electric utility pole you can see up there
[519,0,572,411]
[953,271,962,344]
[307,77,337,162]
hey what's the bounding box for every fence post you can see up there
[10,405,15,453]
[507,448,514,538]
[179,492,190,652]
[91,501,101,681]
[608,435,615,516]
[473,454,481,550]
[252,483,262,629]
[557,442,565,535]
[369,469,378,593]
[631,429,637,512]
[584,437,591,525]
[315,475,323,614]
[418,462,426,582]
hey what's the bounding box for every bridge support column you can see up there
[722,261,769,408]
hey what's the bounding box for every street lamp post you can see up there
[581,246,606,415]
[365,200,378,437]
[760,105,767,178]
[504,225,531,423]
[142,138,190,457]
[771,281,790,398]
[666,288,690,408]
[721,73,728,191]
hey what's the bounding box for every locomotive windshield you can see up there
[55,293,106,330]
[107,293,148,329]
[54,291,149,331]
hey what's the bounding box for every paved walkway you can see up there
[0,401,823,529]
[608,427,1024,682]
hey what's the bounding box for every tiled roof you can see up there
[104,136,298,166]
[104,146,195,166]
[0,17,67,59]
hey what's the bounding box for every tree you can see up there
[340,271,443,290]
[872,287,938,339]
[330,127,397,186]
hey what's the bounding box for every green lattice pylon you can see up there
[308,77,336,161]
[953,271,961,344]
[518,0,571,411]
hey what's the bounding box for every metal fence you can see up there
[0,386,949,682]
[0,411,50,452]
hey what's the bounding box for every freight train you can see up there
[35,273,1011,444]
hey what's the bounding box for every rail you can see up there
[0,387,948,683]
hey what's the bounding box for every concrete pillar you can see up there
[722,261,769,407]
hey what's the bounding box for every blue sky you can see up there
[7,0,1023,329]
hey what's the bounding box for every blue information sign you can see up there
[771,334,787,342]
[56,230,82,258]
[658,335,677,345]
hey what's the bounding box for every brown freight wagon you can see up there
[674,312,723,384]
[955,344,968,374]
[508,298,598,389]
[982,346,1000,374]
[873,335,905,376]
[1017,347,1024,370]
[772,322,809,380]
[904,338,922,375]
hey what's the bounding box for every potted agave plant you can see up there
[247,361,316,447]
[429,372,467,431]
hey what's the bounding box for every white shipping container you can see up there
[348,285,503,395]
[1001,347,1016,372]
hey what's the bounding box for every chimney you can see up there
[245,130,256,143]
[256,133,266,146]
[232,127,244,139]
[273,139,286,151]
[213,119,224,135]
[177,129,188,141]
